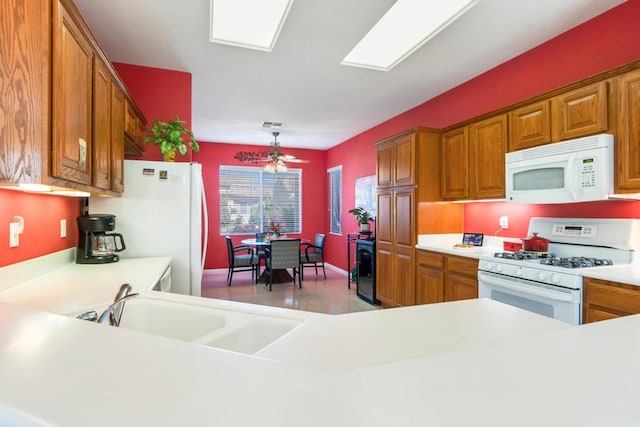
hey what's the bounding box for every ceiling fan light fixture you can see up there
[210,0,294,52]
[341,0,477,71]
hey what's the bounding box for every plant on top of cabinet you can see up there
[144,116,199,162]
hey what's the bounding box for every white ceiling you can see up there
[74,0,625,150]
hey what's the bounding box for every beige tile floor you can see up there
[201,265,381,315]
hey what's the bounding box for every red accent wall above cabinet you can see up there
[113,63,193,162]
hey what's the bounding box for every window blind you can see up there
[328,166,342,235]
[220,166,302,235]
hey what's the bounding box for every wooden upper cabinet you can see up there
[52,0,93,185]
[551,81,608,141]
[376,190,393,244]
[509,100,551,151]
[92,57,111,190]
[376,141,393,188]
[394,134,416,187]
[111,83,126,193]
[615,69,640,192]
[441,127,469,200]
[375,133,415,188]
[0,0,50,185]
[124,99,138,141]
[469,114,507,199]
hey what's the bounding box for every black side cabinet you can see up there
[356,239,379,305]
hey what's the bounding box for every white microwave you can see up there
[505,134,614,204]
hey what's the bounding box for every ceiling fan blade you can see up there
[285,158,310,164]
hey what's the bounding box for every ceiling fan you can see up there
[234,132,310,172]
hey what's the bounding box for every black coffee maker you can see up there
[76,214,126,264]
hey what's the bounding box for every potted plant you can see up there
[348,207,373,232]
[143,115,199,161]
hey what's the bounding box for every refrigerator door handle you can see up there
[199,171,209,273]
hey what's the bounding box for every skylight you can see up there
[210,0,294,52]
[342,0,478,71]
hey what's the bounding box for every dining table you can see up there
[241,237,309,284]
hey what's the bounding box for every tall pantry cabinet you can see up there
[375,128,463,308]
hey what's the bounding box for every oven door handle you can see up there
[478,272,575,302]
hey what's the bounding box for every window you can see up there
[220,166,302,235]
[328,166,342,235]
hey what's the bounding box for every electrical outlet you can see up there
[60,219,67,238]
[499,216,509,229]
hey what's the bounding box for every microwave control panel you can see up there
[551,224,597,238]
[580,157,597,188]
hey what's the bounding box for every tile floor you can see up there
[201,265,381,315]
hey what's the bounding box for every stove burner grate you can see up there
[539,257,614,268]
[494,251,556,260]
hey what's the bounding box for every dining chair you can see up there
[263,239,301,291]
[225,236,257,286]
[300,234,326,280]
[255,232,268,281]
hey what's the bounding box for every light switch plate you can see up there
[60,219,67,238]
[9,223,20,247]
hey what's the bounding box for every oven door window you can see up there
[491,290,554,318]
[478,272,581,325]
[513,167,565,191]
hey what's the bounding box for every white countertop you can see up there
[3,250,640,425]
[0,255,171,315]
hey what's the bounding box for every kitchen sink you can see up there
[84,296,304,354]
[197,318,303,354]
[118,298,227,341]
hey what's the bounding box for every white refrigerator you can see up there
[89,160,208,296]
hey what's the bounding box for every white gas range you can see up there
[478,217,640,325]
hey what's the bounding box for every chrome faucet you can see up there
[76,284,139,327]
[98,283,139,326]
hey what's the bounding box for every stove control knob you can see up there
[515,267,523,276]
[495,264,503,273]
[485,262,494,271]
[538,271,548,281]
[551,274,561,284]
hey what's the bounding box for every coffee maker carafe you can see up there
[76,214,126,264]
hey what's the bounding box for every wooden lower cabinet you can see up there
[444,255,478,302]
[583,277,640,323]
[415,250,478,305]
[416,251,445,305]
[375,241,394,306]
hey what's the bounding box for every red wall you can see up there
[325,131,377,271]
[114,63,194,162]
[0,189,80,267]
[5,1,633,270]
[194,142,327,269]
[327,0,640,259]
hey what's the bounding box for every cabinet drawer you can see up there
[447,255,478,277]
[585,279,640,315]
[417,250,444,269]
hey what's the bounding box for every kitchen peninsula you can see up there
[2,251,640,426]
